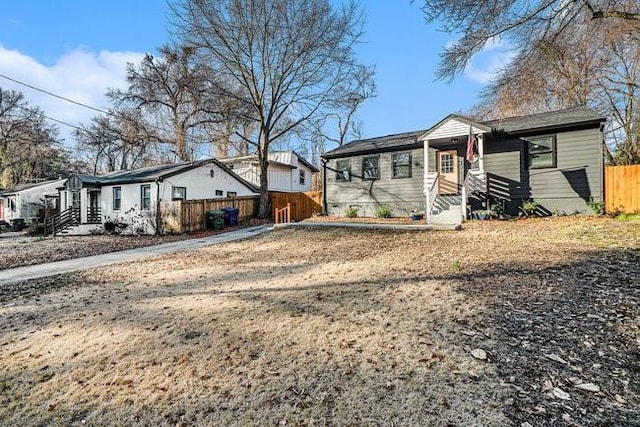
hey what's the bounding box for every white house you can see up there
[0,179,65,224]
[219,151,319,192]
[52,159,258,235]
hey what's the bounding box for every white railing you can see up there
[424,171,438,195]
[426,174,439,221]
[461,169,487,220]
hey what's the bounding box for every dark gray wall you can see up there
[482,127,603,215]
[325,148,425,217]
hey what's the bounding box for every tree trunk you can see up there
[257,137,270,218]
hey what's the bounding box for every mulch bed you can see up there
[456,248,640,426]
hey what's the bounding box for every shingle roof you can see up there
[323,107,606,159]
[75,159,258,192]
[483,107,605,134]
[322,129,427,159]
[1,179,66,196]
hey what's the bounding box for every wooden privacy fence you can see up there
[161,195,259,233]
[270,191,322,222]
[605,165,640,213]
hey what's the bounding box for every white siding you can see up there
[99,162,257,234]
[1,179,65,221]
[422,119,484,140]
[222,152,316,192]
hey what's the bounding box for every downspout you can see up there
[321,158,328,215]
[155,179,161,235]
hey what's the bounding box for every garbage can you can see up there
[221,207,239,226]
[206,210,225,230]
[10,218,25,232]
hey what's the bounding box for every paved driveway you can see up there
[0,225,272,286]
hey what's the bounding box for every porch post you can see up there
[478,133,485,171]
[424,139,430,221]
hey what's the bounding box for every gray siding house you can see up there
[322,107,606,223]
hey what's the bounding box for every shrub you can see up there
[587,197,605,215]
[519,200,541,217]
[375,204,392,218]
[345,206,359,218]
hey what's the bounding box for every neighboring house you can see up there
[322,107,606,223]
[53,159,258,235]
[219,151,319,192]
[0,179,65,223]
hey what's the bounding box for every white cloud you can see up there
[463,37,516,84]
[0,45,144,145]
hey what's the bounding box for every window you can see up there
[528,135,557,168]
[172,186,186,201]
[362,156,379,180]
[113,187,122,210]
[392,152,412,178]
[299,169,306,185]
[227,191,237,198]
[215,190,223,196]
[440,153,454,174]
[335,159,351,182]
[140,184,151,210]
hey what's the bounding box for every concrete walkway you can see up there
[0,224,273,286]
[275,221,461,231]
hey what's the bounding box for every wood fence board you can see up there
[605,165,640,213]
[269,191,322,222]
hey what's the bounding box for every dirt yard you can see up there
[0,217,638,426]
[0,219,269,270]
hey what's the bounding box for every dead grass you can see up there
[0,217,638,425]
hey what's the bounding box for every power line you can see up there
[0,72,217,145]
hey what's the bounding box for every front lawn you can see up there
[0,217,638,425]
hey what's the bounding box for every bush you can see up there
[519,200,541,217]
[345,206,359,218]
[103,220,128,235]
[375,204,392,218]
[587,197,605,215]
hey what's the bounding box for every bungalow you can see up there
[0,179,65,225]
[219,151,319,192]
[322,107,606,223]
[51,159,258,236]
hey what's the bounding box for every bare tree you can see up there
[421,0,640,81]
[0,88,72,187]
[75,108,158,174]
[468,17,639,164]
[305,65,376,165]
[109,45,225,162]
[171,0,368,217]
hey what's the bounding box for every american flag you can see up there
[466,126,476,163]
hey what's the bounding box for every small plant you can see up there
[616,212,640,221]
[451,260,462,271]
[587,197,605,215]
[375,204,393,218]
[520,199,541,217]
[345,206,359,218]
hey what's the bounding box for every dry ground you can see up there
[0,219,269,271]
[0,217,638,426]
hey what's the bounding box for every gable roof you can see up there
[74,159,258,192]
[1,179,66,196]
[322,130,426,159]
[323,107,606,159]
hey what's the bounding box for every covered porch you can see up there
[419,115,489,223]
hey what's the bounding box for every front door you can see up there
[88,191,100,223]
[437,150,459,195]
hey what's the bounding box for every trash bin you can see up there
[10,218,25,232]
[206,210,225,230]
[221,207,239,226]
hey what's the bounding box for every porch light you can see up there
[451,138,458,144]
[210,169,215,178]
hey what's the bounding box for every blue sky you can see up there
[0,1,507,147]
